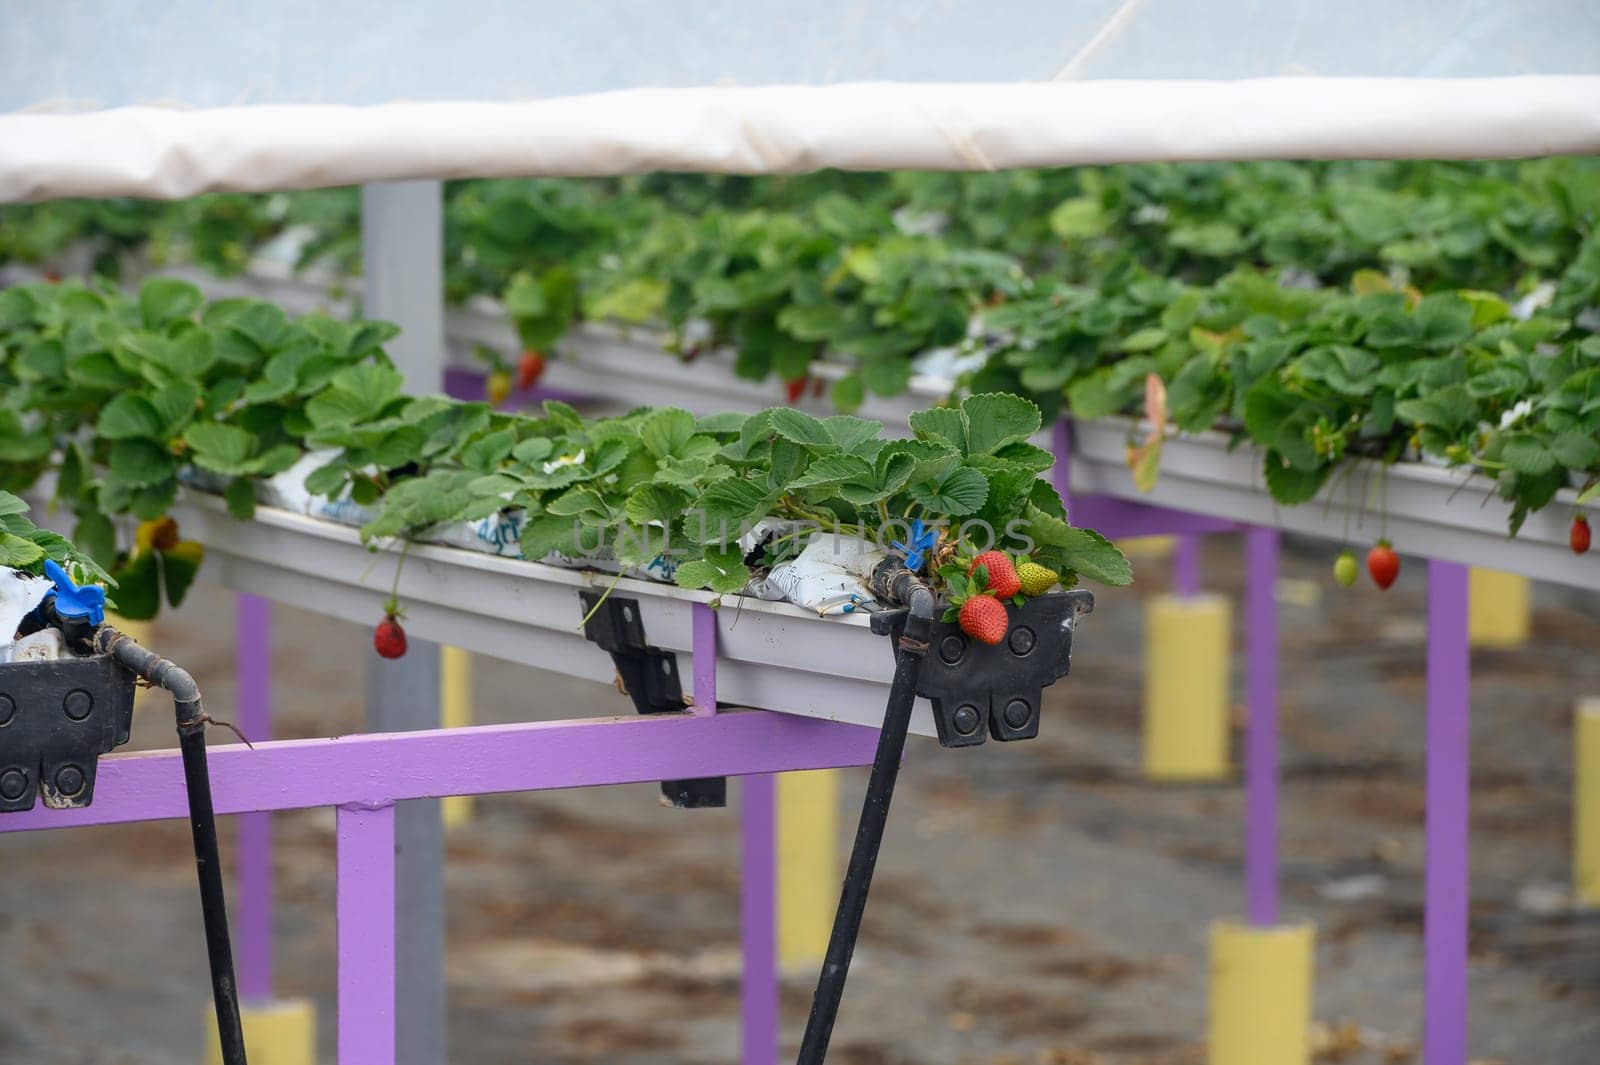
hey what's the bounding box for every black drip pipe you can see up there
[795,563,935,1064]
[96,627,248,1065]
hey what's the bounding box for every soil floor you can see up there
[3,536,1598,1065]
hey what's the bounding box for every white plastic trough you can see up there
[1067,418,1599,591]
[168,492,952,736]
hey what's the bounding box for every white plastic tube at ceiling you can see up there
[1,0,1598,202]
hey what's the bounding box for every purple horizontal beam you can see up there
[442,365,593,407]
[1049,419,1237,539]
[1071,494,1239,540]
[0,710,880,833]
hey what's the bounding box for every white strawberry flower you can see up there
[542,449,586,474]
[1498,399,1535,430]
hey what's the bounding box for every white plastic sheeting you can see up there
[4,1,1597,110]
[3,76,1599,203]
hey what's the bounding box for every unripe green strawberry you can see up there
[486,369,512,407]
[1017,561,1060,596]
[958,594,1009,646]
[1333,550,1358,587]
[968,551,1021,597]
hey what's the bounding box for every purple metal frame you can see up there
[1055,418,1474,1059]
[1173,533,1201,599]
[1425,561,1470,1065]
[742,774,779,1065]
[1245,528,1280,926]
[338,802,396,1065]
[1,710,877,1063]
[235,593,274,1002]
[0,712,879,831]
[443,366,591,409]
[2,411,1479,1064]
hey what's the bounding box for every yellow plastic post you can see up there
[1576,699,1600,908]
[205,998,316,1065]
[777,768,840,968]
[1143,593,1231,781]
[1468,568,1531,649]
[440,646,474,828]
[1118,535,1176,559]
[1207,920,1314,1065]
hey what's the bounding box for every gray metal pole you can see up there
[360,180,447,1065]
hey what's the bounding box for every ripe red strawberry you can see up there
[958,594,1009,646]
[784,377,807,404]
[1571,515,1590,555]
[1366,541,1400,590]
[374,613,408,659]
[968,551,1022,598]
[517,350,546,392]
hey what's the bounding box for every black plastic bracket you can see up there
[0,652,138,812]
[578,590,726,808]
[872,589,1095,748]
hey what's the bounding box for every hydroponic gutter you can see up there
[168,492,944,737]
[1065,419,1598,590]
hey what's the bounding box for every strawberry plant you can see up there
[14,159,1594,415]
[350,390,1132,597]
[0,491,109,584]
[975,265,1600,531]
[0,280,1132,617]
[0,277,398,604]
[5,155,1598,544]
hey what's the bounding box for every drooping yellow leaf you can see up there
[1124,373,1168,493]
[1350,269,1393,296]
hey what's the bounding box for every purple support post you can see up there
[1051,419,1073,508]
[1245,527,1280,927]
[1425,561,1470,1065]
[692,602,718,717]
[702,593,778,1063]
[741,773,779,1065]
[235,593,274,1002]
[1173,533,1201,599]
[338,802,397,1065]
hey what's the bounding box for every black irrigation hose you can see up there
[97,627,248,1065]
[796,568,934,1065]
